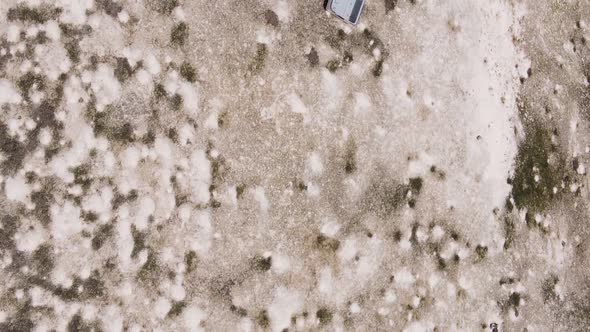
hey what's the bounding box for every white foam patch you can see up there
[275,0,290,22]
[121,48,142,68]
[307,182,319,197]
[136,69,151,85]
[39,127,52,145]
[189,150,211,204]
[320,219,340,237]
[29,286,52,307]
[271,253,290,274]
[190,209,213,256]
[353,92,372,115]
[204,111,219,130]
[238,318,253,332]
[287,93,308,114]
[15,226,45,253]
[91,64,121,112]
[318,266,334,294]
[6,25,20,43]
[5,174,30,203]
[134,196,155,230]
[268,287,302,332]
[253,186,270,216]
[338,237,357,261]
[37,43,71,81]
[58,0,94,25]
[154,297,171,319]
[116,211,133,268]
[64,75,89,105]
[169,283,186,301]
[394,268,415,290]
[183,305,206,332]
[121,146,141,170]
[145,53,161,75]
[82,186,113,222]
[179,123,196,145]
[0,79,22,105]
[308,152,324,175]
[118,10,129,23]
[50,201,83,241]
[44,20,61,41]
[178,81,200,116]
[101,305,124,332]
[48,118,97,182]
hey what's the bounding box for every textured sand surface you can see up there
[1,0,590,331]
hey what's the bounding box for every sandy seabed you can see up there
[1,0,590,331]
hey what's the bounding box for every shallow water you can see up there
[0,0,589,331]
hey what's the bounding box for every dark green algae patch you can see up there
[501,100,571,250]
[510,103,566,215]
